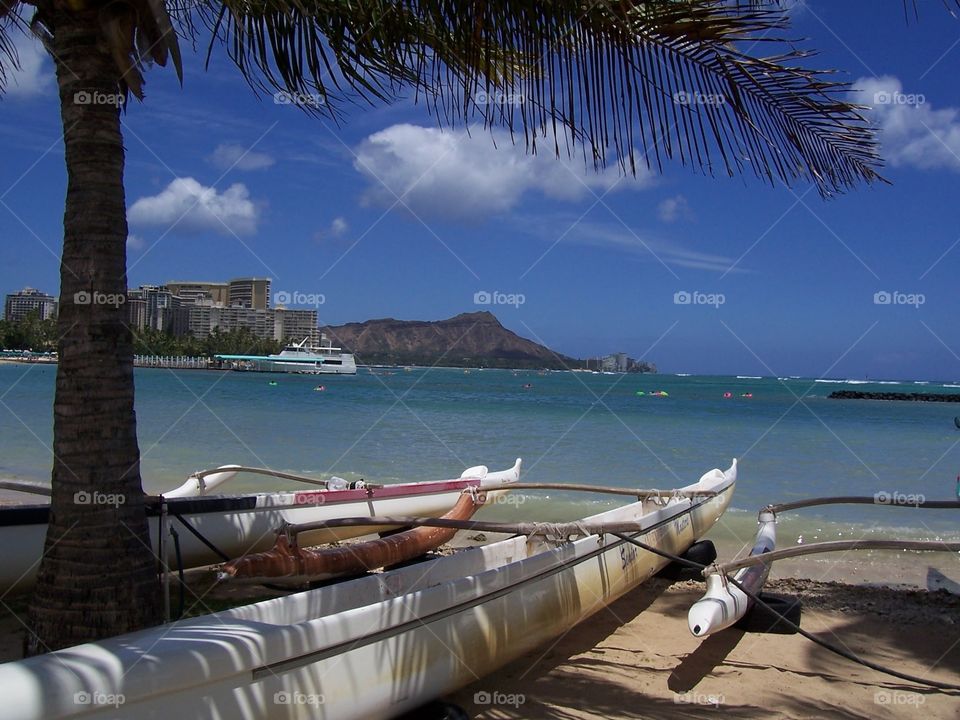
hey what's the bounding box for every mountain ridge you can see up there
[321,311,577,369]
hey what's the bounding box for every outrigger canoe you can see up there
[0,459,521,595]
[0,459,736,720]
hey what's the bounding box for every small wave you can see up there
[914,381,930,385]
[675,373,691,377]
[943,384,960,388]
[736,375,763,380]
[814,379,844,383]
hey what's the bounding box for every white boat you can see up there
[0,460,521,595]
[0,459,736,720]
[215,334,357,375]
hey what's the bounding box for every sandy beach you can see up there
[439,577,959,719]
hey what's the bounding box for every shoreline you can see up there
[3,486,957,592]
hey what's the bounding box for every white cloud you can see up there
[208,143,275,171]
[525,217,742,273]
[658,195,692,223]
[353,124,655,220]
[5,32,54,98]
[126,234,145,251]
[314,216,348,242]
[854,75,960,172]
[128,178,260,235]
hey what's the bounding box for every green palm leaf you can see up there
[183,0,885,194]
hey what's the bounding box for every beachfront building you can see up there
[183,304,318,343]
[274,308,320,344]
[126,277,317,343]
[127,285,189,335]
[4,287,58,323]
[165,281,230,307]
[601,353,629,373]
[227,278,271,310]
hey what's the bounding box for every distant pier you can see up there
[829,390,960,403]
[134,356,213,370]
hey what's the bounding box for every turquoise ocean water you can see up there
[1,364,958,551]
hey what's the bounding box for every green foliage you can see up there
[132,327,281,357]
[0,313,57,351]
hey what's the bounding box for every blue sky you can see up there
[1,1,959,380]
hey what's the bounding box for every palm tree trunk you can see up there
[25,8,160,655]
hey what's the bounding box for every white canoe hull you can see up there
[0,460,521,595]
[0,460,735,720]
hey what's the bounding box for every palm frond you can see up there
[180,0,886,195]
[0,8,24,94]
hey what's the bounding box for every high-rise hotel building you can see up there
[4,287,58,323]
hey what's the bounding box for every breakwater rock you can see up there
[829,390,960,402]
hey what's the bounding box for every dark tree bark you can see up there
[25,7,160,655]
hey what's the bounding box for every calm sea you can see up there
[1,364,958,549]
